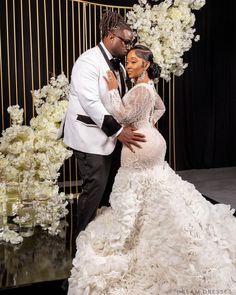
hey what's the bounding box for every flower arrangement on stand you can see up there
[0,73,73,244]
[127,0,206,81]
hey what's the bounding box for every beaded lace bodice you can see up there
[102,81,167,169]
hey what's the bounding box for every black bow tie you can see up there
[110,58,121,71]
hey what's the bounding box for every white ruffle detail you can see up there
[68,162,236,295]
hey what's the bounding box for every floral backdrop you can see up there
[0,74,72,244]
[127,0,206,81]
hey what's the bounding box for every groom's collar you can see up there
[100,41,113,60]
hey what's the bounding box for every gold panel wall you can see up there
[0,0,176,193]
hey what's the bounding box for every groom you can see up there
[63,11,146,237]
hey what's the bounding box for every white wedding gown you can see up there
[68,81,236,294]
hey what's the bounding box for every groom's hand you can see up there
[117,127,146,153]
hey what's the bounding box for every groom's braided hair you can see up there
[100,11,131,38]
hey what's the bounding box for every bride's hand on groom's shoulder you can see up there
[117,126,146,153]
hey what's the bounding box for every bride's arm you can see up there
[103,86,151,125]
[153,93,166,124]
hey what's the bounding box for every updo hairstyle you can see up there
[131,44,161,80]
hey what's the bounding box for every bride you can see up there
[67,45,236,294]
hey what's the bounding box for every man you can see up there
[63,11,145,236]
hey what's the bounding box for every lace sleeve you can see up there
[103,85,152,125]
[152,93,166,124]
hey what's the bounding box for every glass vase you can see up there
[18,201,35,237]
[0,211,7,233]
[0,201,7,234]
[6,184,20,217]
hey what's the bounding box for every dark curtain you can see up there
[175,0,236,170]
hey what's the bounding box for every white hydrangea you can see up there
[0,73,73,243]
[127,0,205,81]
[7,105,24,126]
[0,228,23,244]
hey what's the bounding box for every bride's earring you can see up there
[137,70,147,82]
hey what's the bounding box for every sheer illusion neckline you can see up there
[134,80,154,87]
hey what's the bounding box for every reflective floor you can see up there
[178,166,236,209]
[0,199,79,289]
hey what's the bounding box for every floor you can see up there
[178,166,236,210]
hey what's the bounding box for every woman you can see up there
[68,45,236,294]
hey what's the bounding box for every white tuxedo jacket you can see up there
[63,44,125,155]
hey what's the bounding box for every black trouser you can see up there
[73,141,122,236]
